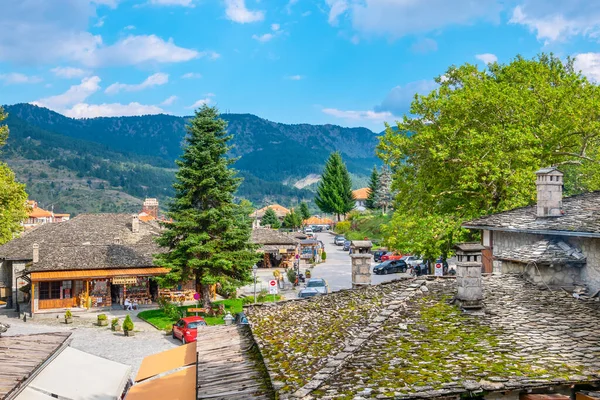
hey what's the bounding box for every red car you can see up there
[380,252,404,261]
[172,316,207,344]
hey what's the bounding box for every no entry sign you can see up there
[268,279,278,294]
[434,263,443,276]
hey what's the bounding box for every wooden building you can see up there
[251,228,299,268]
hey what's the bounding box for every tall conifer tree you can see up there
[299,202,311,221]
[155,105,258,307]
[261,207,280,228]
[315,152,354,221]
[365,166,379,210]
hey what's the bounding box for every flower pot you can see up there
[111,325,122,331]
[98,320,108,327]
[124,330,135,337]
[65,318,73,324]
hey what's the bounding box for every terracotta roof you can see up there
[463,191,600,237]
[352,187,370,200]
[495,239,587,265]
[303,216,334,225]
[53,213,70,218]
[138,212,156,222]
[247,275,600,398]
[254,204,291,218]
[28,206,53,218]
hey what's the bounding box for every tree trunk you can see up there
[337,213,341,222]
[201,284,212,309]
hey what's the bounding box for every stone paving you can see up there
[247,275,600,399]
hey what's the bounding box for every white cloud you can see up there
[475,53,498,64]
[33,76,101,110]
[92,0,120,8]
[411,38,438,54]
[124,25,136,30]
[374,80,438,116]
[105,73,169,94]
[94,16,106,28]
[322,108,394,123]
[64,102,165,118]
[187,98,212,109]
[325,0,500,40]
[149,0,195,6]
[0,72,43,84]
[51,66,89,78]
[574,53,600,82]
[271,23,280,31]
[205,92,216,97]
[286,75,303,80]
[509,1,600,43]
[224,0,264,23]
[301,11,311,17]
[252,33,275,42]
[160,95,178,106]
[181,72,202,79]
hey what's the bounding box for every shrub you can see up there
[321,250,327,261]
[216,281,239,299]
[65,309,72,319]
[286,269,297,284]
[335,221,351,234]
[157,297,183,320]
[111,318,119,327]
[241,296,254,305]
[97,314,107,321]
[123,315,134,331]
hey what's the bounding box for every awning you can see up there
[14,347,131,400]
[29,267,169,281]
[126,366,196,400]
[135,342,197,382]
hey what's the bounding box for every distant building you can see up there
[142,198,159,219]
[23,200,70,230]
[252,204,291,228]
[352,188,370,211]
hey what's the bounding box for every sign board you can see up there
[112,277,138,285]
[193,292,200,301]
[268,280,278,295]
[434,263,443,276]
[279,249,287,254]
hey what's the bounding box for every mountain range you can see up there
[0,103,382,215]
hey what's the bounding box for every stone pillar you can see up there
[350,241,373,289]
[454,243,486,309]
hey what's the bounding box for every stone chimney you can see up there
[132,215,140,233]
[33,243,39,263]
[536,167,563,218]
[114,236,121,245]
[454,243,485,310]
[350,240,372,289]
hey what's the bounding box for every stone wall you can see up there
[493,231,600,292]
[351,254,371,289]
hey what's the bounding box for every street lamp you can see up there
[252,264,258,304]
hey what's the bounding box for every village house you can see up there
[352,187,370,211]
[22,200,70,230]
[463,167,600,293]
[246,246,600,399]
[252,204,291,228]
[251,228,300,268]
[0,213,168,313]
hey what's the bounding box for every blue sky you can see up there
[1,0,599,131]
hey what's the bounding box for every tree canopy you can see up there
[299,202,311,221]
[282,208,303,230]
[374,166,393,214]
[261,207,280,228]
[366,166,379,210]
[378,54,600,260]
[315,152,355,221]
[154,105,259,306]
[0,107,28,245]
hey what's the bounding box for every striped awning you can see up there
[29,267,169,281]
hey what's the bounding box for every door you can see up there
[482,248,493,273]
[173,320,184,339]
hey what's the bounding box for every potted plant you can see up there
[123,315,135,336]
[64,309,73,324]
[111,318,121,331]
[97,314,108,326]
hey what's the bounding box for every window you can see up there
[39,281,61,300]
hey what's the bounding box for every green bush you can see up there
[111,318,119,327]
[241,296,254,305]
[286,269,297,284]
[157,297,183,320]
[335,221,351,234]
[217,281,239,299]
[97,314,107,321]
[65,309,72,319]
[123,315,134,331]
[321,250,327,261]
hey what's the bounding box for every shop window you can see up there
[62,280,72,299]
[39,281,61,300]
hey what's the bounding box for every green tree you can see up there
[378,54,600,260]
[315,152,355,221]
[261,207,280,229]
[0,107,28,245]
[154,105,259,307]
[375,166,393,214]
[365,166,379,210]
[299,202,311,221]
[282,208,303,230]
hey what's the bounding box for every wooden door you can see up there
[482,248,493,273]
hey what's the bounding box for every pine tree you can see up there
[365,166,379,210]
[0,107,28,245]
[375,166,393,214]
[299,202,311,221]
[282,208,303,230]
[261,207,280,228]
[315,152,354,221]
[154,105,259,307]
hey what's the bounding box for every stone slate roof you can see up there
[463,191,600,237]
[250,228,300,246]
[246,275,600,399]
[0,214,165,271]
[495,239,587,266]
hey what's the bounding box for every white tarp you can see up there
[15,347,131,400]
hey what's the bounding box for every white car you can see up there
[402,255,424,268]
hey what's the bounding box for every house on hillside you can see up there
[0,214,168,313]
[463,167,600,293]
[352,188,370,211]
[23,200,70,230]
[252,204,291,228]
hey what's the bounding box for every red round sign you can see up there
[269,280,277,287]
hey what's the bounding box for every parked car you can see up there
[306,278,329,294]
[380,252,403,261]
[372,249,388,263]
[312,225,323,232]
[172,316,207,344]
[343,240,351,251]
[402,255,423,268]
[334,235,346,246]
[373,260,408,275]
[298,287,322,298]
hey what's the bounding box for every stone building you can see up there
[463,167,600,292]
